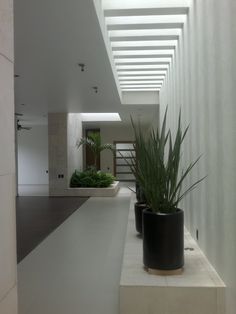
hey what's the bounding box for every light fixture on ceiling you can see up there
[81,113,121,122]
[92,86,98,93]
[78,63,85,72]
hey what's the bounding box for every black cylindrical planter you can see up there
[134,202,148,234]
[135,182,147,204]
[143,209,184,270]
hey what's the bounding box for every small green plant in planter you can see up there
[70,168,115,188]
[131,108,205,272]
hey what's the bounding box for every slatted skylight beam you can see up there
[99,0,190,95]
[102,0,190,16]
[121,88,161,92]
[119,79,164,82]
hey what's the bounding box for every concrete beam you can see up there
[112,45,176,51]
[110,35,179,41]
[107,23,183,31]
[114,54,173,59]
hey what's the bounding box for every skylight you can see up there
[102,0,190,11]
[106,15,186,26]
[114,57,172,63]
[122,89,160,92]
[118,70,167,75]
[121,84,162,88]
[98,0,190,94]
[81,113,121,122]
[120,80,163,84]
[116,64,169,70]
[111,40,178,48]
[113,49,174,56]
[119,76,165,80]
[109,29,182,38]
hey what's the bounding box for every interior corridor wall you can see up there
[160,1,236,313]
[48,113,83,195]
[0,0,18,312]
[18,125,48,185]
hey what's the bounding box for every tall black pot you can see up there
[143,209,184,270]
[135,182,147,204]
[134,202,148,234]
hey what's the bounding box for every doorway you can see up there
[85,129,101,170]
[114,141,135,181]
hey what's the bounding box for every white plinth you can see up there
[120,194,225,314]
[67,181,119,197]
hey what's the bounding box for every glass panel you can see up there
[116,143,134,150]
[116,158,135,165]
[116,173,135,180]
[116,150,135,157]
[116,165,132,173]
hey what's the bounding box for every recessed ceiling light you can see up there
[92,86,98,93]
[78,63,85,71]
[81,113,121,122]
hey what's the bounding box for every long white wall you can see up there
[18,125,48,185]
[0,0,18,312]
[160,1,236,313]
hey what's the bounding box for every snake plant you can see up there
[128,108,205,213]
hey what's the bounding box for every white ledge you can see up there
[120,194,225,314]
[67,181,119,197]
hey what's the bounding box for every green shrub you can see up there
[70,169,115,188]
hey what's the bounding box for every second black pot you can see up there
[134,202,148,234]
[135,182,147,203]
[143,209,184,270]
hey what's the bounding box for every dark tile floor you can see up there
[16,196,88,263]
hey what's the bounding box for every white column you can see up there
[0,0,18,313]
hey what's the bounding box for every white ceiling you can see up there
[14,0,159,125]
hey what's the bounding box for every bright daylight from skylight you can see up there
[101,0,190,92]
[81,113,121,122]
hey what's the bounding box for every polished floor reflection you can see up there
[16,196,88,262]
[17,186,131,314]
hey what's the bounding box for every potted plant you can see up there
[118,127,148,234]
[132,108,205,272]
[134,181,147,234]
